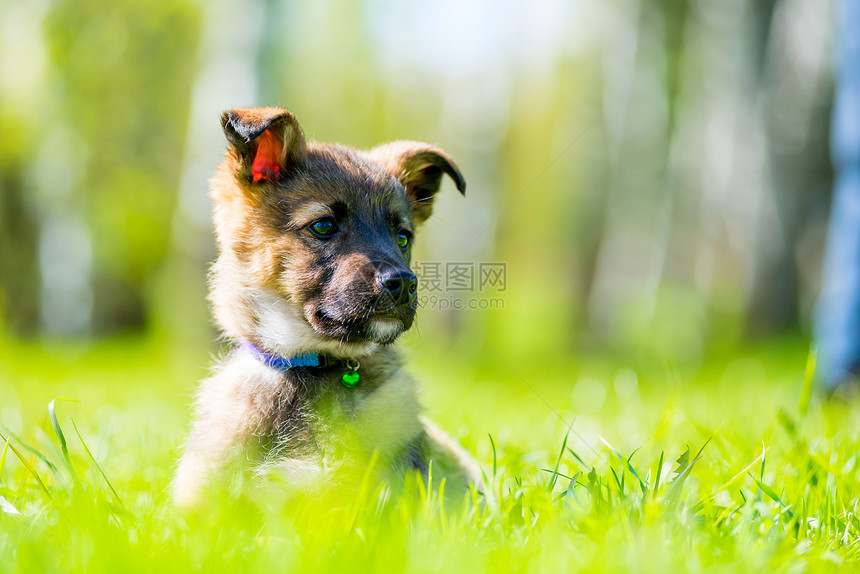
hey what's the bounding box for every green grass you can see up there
[1,334,859,573]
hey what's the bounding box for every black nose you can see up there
[377,268,417,305]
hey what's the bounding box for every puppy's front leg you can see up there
[173,365,273,507]
[173,413,247,507]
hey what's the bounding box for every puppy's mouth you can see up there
[306,301,415,345]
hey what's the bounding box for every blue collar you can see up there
[241,341,321,369]
[241,341,362,388]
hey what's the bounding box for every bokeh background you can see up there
[0,0,834,429]
[4,5,859,569]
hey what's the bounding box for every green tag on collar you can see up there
[341,358,360,388]
[342,370,360,388]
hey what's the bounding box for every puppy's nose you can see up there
[377,268,417,305]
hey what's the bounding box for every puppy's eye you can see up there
[396,230,412,251]
[309,217,337,238]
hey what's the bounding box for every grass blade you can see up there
[48,398,81,488]
[548,428,572,492]
[600,437,623,463]
[71,419,125,509]
[488,433,497,478]
[665,451,702,509]
[653,451,665,495]
[2,429,61,480]
[749,474,792,517]
[0,434,51,499]
[0,436,9,479]
[672,446,690,478]
[699,447,768,507]
[610,467,623,493]
[564,471,582,501]
[542,468,575,482]
[567,448,587,469]
[693,421,724,462]
[799,346,816,417]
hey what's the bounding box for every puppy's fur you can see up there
[173,107,481,506]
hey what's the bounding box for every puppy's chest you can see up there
[270,362,422,458]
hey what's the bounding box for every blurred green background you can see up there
[0,0,832,387]
[0,4,851,569]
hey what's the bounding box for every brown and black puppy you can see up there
[173,106,482,506]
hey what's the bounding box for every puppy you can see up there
[173,106,482,506]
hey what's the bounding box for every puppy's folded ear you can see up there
[367,141,466,224]
[221,107,307,183]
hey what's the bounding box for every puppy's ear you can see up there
[221,107,307,183]
[367,141,466,224]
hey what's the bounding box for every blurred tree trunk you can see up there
[749,0,833,335]
[586,0,833,350]
[35,0,200,336]
[587,0,676,341]
[0,4,46,336]
[0,159,40,335]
